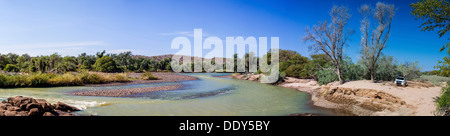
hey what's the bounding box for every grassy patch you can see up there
[417,75,450,85]
[140,72,159,80]
[0,72,131,88]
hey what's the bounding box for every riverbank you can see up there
[72,72,198,97]
[73,85,183,97]
[231,74,443,116]
[85,72,199,87]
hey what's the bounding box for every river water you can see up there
[0,73,334,116]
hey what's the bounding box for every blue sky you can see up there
[0,0,447,71]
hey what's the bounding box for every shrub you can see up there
[396,61,421,80]
[48,73,82,86]
[437,83,450,115]
[279,71,286,79]
[93,56,119,72]
[315,69,339,85]
[419,75,450,85]
[3,64,19,72]
[285,64,309,78]
[80,73,103,84]
[28,73,51,86]
[141,72,159,80]
[0,74,6,86]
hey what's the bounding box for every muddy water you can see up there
[0,73,335,116]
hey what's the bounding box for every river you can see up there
[0,73,335,116]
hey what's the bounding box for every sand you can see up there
[86,72,199,87]
[337,80,442,116]
[278,77,443,116]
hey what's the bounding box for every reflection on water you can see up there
[0,73,335,116]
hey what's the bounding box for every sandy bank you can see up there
[73,85,183,97]
[282,79,442,116]
[86,72,198,87]
[232,73,443,116]
[336,80,442,116]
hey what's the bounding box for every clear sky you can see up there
[0,0,447,71]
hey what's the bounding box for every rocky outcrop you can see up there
[0,96,80,116]
[316,87,412,115]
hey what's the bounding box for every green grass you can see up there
[0,72,131,88]
[417,75,450,85]
[140,72,159,80]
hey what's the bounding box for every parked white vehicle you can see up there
[394,76,407,86]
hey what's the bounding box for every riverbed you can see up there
[0,73,334,116]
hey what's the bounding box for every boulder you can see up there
[6,106,21,111]
[16,111,29,116]
[3,110,18,116]
[43,112,55,116]
[53,110,76,116]
[54,102,80,112]
[26,103,42,111]
[28,108,40,116]
[0,96,79,116]
[0,103,11,110]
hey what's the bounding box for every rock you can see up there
[3,110,18,116]
[43,112,55,116]
[28,108,40,116]
[26,103,42,111]
[0,103,10,110]
[53,110,76,116]
[54,102,80,112]
[7,106,21,111]
[0,96,80,116]
[16,111,29,116]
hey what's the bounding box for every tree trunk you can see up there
[370,69,375,83]
[336,66,343,84]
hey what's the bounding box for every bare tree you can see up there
[359,2,396,82]
[304,6,354,84]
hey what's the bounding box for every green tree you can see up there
[411,0,450,77]
[3,64,19,72]
[93,56,119,72]
[411,0,450,39]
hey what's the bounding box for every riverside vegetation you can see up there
[0,50,164,88]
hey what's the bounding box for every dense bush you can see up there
[341,57,366,81]
[285,64,309,78]
[3,64,19,72]
[80,73,103,84]
[315,68,339,85]
[93,56,119,73]
[437,83,450,115]
[0,51,174,74]
[373,55,397,81]
[396,61,421,80]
